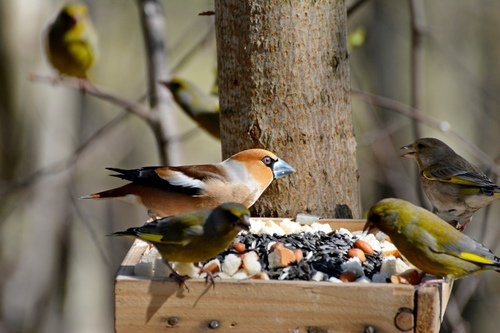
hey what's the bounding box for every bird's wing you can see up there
[429,232,499,266]
[135,213,206,246]
[107,164,226,196]
[422,165,495,188]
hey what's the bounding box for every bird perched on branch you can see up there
[161,78,220,139]
[401,137,500,230]
[83,149,294,218]
[45,3,97,79]
[112,202,251,284]
[365,198,500,280]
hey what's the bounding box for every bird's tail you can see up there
[109,228,138,237]
[80,184,137,199]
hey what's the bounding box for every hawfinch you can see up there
[83,148,294,218]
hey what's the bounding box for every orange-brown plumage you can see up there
[83,149,294,218]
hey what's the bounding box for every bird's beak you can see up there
[400,144,416,159]
[236,215,251,231]
[159,80,173,90]
[272,159,295,179]
[362,220,378,235]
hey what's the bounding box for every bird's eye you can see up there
[61,12,77,26]
[262,156,273,166]
[170,81,182,90]
[417,143,426,149]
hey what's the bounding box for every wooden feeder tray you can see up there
[115,219,452,333]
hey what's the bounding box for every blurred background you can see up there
[0,0,498,332]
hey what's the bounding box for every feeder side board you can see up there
[115,278,418,333]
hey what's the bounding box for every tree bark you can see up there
[215,0,360,218]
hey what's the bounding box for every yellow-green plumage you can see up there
[163,78,220,139]
[112,202,250,264]
[365,198,500,280]
[45,4,97,79]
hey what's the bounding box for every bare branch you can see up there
[409,0,427,205]
[352,89,500,176]
[409,0,427,138]
[30,74,151,122]
[170,23,215,74]
[0,112,130,199]
[137,0,180,165]
[347,0,371,16]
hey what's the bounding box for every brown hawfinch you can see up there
[83,149,294,218]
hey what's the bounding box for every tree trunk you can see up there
[215,0,360,218]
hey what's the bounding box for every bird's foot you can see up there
[199,267,218,289]
[77,78,93,92]
[169,272,190,292]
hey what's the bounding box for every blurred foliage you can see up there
[0,0,498,332]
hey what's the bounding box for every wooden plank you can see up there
[262,218,367,232]
[323,219,366,231]
[115,279,416,333]
[115,219,451,333]
[415,286,441,333]
[117,239,149,277]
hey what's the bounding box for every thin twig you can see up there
[352,89,500,176]
[170,23,215,74]
[0,111,130,198]
[347,0,371,16]
[409,0,426,140]
[409,0,427,205]
[30,74,151,123]
[137,0,180,165]
[68,182,112,268]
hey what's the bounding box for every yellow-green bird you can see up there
[401,137,500,230]
[112,202,250,282]
[161,78,220,139]
[45,3,97,79]
[365,198,500,280]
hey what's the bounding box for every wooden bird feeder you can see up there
[114,220,452,333]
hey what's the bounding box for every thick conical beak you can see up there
[272,159,295,179]
[400,144,416,159]
[236,214,251,231]
[362,220,379,235]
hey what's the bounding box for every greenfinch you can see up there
[161,78,220,139]
[112,202,251,282]
[401,137,500,230]
[365,198,500,280]
[45,3,97,79]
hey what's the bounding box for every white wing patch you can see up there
[161,170,206,189]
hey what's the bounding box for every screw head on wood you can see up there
[208,320,220,329]
[364,326,376,333]
[166,316,179,327]
[394,307,414,332]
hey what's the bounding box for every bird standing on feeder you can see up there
[401,137,500,230]
[111,202,251,285]
[83,149,295,218]
[365,198,500,281]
